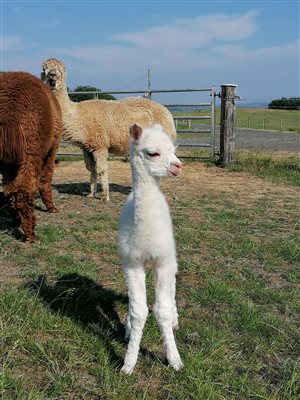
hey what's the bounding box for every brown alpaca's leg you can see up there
[39,152,58,213]
[10,191,37,242]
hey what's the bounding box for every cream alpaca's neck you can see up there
[53,83,83,145]
[54,84,76,112]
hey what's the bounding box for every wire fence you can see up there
[236,117,300,131]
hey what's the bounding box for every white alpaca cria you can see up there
[118,123,183,374]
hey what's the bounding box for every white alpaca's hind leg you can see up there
[153,259,183,371]
[171,274,179,330]
[124,302,132,341]
[121,263,148,374]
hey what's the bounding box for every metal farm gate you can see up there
[65,85,217,159]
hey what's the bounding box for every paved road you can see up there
[178,127,300,152]
[234,128,300,152]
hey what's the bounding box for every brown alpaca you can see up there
[0,71,63,242]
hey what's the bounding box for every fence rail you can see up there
[63,86,218,159]
[62,85,237,163]
[68,88,213,96]
[237,117,300,131]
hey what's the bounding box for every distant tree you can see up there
[70,86,116,102]
[268,97,300,110]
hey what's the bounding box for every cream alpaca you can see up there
[118,123,183,374]
[41,58,177,201]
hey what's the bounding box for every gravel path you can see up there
[234,128,300,152]
[178,127,300,152]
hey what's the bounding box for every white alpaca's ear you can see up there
[130,124,143,145]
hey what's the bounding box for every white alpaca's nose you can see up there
[168,160,182,177]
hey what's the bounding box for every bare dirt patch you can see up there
[2,158,298,241]
[52,159,299,202]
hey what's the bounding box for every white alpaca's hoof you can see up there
[169,356,184,371]
[87,193,95,198]
[171,359,184,371]
[120,364,135,374]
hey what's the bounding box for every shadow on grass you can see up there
[53,183,131,196]
[0,191,56,241]
[0,192,23,241]
[26,273,161,369]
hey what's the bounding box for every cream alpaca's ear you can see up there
[129,124,143,145]
[151,123,163,131]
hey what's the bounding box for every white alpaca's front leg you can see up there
[153,260,183,371]
[121,263,148,374]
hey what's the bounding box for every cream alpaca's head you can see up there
[129,124,181,178]
[41,58,67,92]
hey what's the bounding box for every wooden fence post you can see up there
[219,84,238,165]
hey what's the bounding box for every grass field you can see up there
[228,151,300,186]
[0,153,299,399]
[174,108,300,133]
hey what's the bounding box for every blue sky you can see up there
[1,0,299,103]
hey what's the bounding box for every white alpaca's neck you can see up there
[131,155,163,224]
[131,155,161,192]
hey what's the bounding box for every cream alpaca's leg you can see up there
[82,149,97,197]
[121,263,148,374]
[94,149,109,201]
[153,259,183,371]
[88,169,98,198]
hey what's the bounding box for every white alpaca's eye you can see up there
[147,151,160,158]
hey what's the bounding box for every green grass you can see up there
[174,108,300,133]
[235,108,300,132]
[227,150,300,186]
[0,158,299,399]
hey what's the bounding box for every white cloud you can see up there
[50,9,300,77]
[3,10,298,96]
[0,36,34,53]
[210,39,299,66]
[112,10,258,50]
[47,11,260,75]
[1,36,26,52]
[48,37,299,78]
